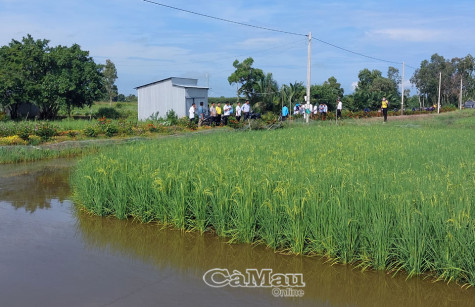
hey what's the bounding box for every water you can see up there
[0,159,474,307]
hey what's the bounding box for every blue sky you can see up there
[1,0,474,97]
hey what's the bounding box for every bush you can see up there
[95,107,122,119]
[228,119,245,129]
[28,135,42,145]
[166,110,179,126]
[0,135,27,145]
[261,112,278,124]
[34,123,58,141]
[177,116,190,128]
[105,124,119,137]
[83,126,97,137]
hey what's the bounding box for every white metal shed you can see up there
[136,77,209,120]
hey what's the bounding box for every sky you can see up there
[1,0,474,97]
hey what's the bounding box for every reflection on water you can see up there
[1,158,474,307]
[0,159,73,212]
[76,209,475,307]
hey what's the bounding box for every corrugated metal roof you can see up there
[135,77,208,90]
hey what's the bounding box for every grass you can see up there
[70,110,475,286]
[0,143,102,164]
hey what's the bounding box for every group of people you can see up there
[281,96,391,122]
[188,100,252,127]
[282,97,343,121]
[190,96,391,126]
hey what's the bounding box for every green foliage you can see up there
[261,112,278,124]
[72,113,475,286]
[411,54,475,107]
[310,77,344,111]
[83,126,97,137]
[166,109,179,125]
[102,59,118,104]
[105,124,119,137]
[227,57,265,104]
[0,34,104,119]
[95,107,121,119]
[34,122,58,140]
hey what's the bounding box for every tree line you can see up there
[228,55,475,113]
[0,35,120,119]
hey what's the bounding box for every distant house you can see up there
[464,100,475,109]
[136,77,209,120]
[5,102,40,119]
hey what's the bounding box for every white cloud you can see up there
[366,28,446,42]
[236,37,283,49]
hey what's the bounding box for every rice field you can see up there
[71,112,475,286]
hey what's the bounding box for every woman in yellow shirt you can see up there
[381,97,389,122]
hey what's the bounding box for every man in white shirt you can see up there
[189,102,196,123]
[336,98,342,119]
[235,102,242,121]
[242,100,251,120]
[223,101,231,125]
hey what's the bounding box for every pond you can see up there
[0,159,474,306]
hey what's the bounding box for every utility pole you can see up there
[459,76,463,110]
[401,62,405,115]
[306,32,311,124]
[437,72,442,114]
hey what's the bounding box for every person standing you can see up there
[282,105,289,121]
[228,101,233,116]
[313,104,319,119]
[223,102,231,125]
[242,100,251,120]
[235,102,242,122]
[188,102,196,123]
[198,102,205,127]
[323,103,328,121]
[209,102,217,126]
[381,96,389,122]
[216,103,222,125]
[336,97,342,119]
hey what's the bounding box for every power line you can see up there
[143,1,416,70]
[143,0,307,37]
[311,37,402,66]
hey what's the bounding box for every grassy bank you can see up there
[71,110,475,286]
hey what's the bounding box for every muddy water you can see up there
[0,160,474,307]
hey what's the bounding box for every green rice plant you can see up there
[71,111,475,286]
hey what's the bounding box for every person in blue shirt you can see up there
[282,105,289,121]
[197,102,205,127]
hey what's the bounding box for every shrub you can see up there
[83,126,97,137]
[28,135,42,145]
[177,116,191,128]
[166,110,179,126]
[34,123,58,141]
[105,124,119,137]
[228,119,245,129]
[95,107,122,119]
[0,135,27,145]
[261,112,278,124]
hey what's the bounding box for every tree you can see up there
[0,35,50,119]
[227,57,264,105]
[0,35,104,119]
[103,59,118,106]
[310,77,344,111]
[254,72,279,112]
[42,44,104,118]
[409,53,474,107]
[351,68,400,111]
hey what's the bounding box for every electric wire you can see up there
[143,0,415,68]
